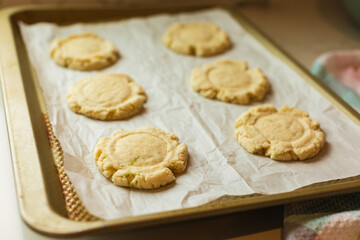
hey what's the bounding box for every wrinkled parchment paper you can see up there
[20,9,360,220]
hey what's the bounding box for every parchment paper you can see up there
[19,9,360,220]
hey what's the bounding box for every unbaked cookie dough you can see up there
[94,126,188,189]
[50,32,120,70]
[67,73,146,120]
[234,104,325,161]
[162,22,231,57]
[190,60,269,104]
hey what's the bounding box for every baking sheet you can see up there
[19,8,360,220]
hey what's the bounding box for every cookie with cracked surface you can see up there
[67,73,146,120]
[50,32,119,70]
[162,22,231,57]
[191,60,269,104]
[94,126,188,189]
[234,104,325,161]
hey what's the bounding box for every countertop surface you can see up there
[1,0,359,239]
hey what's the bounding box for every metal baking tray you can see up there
[1,4,360,237]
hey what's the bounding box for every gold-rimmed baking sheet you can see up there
[0,3,360,236]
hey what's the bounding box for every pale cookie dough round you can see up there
[67,73,146,120]
[234,104,325,161]
[191,60,269,104]
[50,32,120,70]
[94,126,188,189]
[162,22,231,57]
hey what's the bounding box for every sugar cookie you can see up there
[50,32,119,70]
[234,104,325,160]
[94,126,188,189]
[162,22,231,57]
[191,60,269,104]
[67,73,146,120]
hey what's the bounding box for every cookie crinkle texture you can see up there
[94,126,188,189]
[162,22,231,57]
[234,104,325,160]
[67,73,146,120]
[191,60,269,104]
[50,32,119,71]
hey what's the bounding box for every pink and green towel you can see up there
[283,193,360,240]
[311,50,360,110]
[283,50,360,240]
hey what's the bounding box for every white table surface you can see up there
[1,0,359,239]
